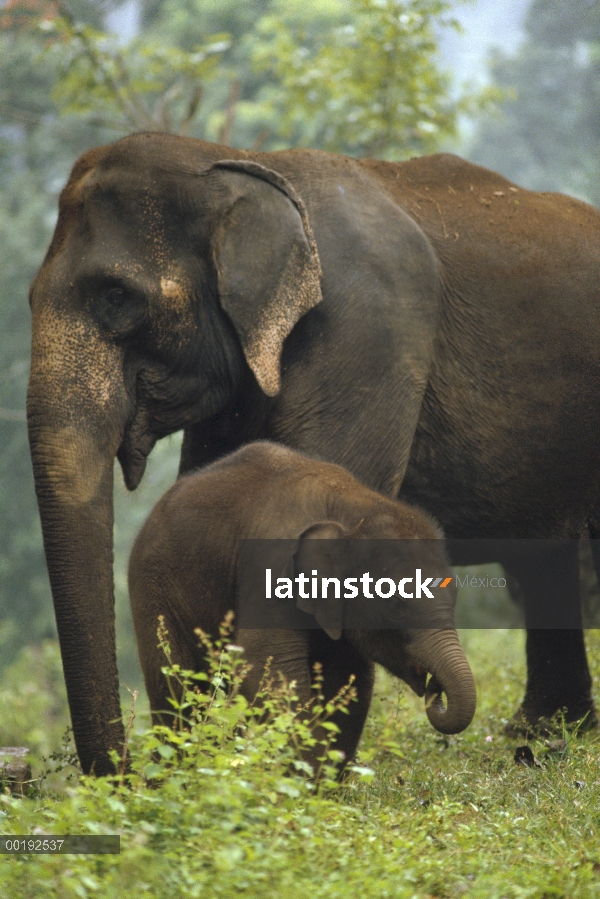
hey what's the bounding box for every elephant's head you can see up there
[289,517,476,735]
[27,134,322,773]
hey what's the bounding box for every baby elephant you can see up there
[129,442,476,763]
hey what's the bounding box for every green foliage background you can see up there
[468,0,600,204]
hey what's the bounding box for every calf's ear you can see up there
[293,521,346,640]
[208,160,323,397]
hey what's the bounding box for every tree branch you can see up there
[55,0,156,131]
[218,79,239,146]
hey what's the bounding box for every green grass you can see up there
[1,628,599,899]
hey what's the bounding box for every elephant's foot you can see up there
[504,702,598,739]
[511,628,597,738]
[502,552,597,739]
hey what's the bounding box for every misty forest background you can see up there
[1,0,600,758]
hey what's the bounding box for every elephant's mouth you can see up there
[116,392,207,490]
[404,662,428,697]
[117,408,158,490]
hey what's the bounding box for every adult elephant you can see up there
[27,132,600,775]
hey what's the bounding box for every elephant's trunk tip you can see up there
[425,674,477,735]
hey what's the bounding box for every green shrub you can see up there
[1,629,600,899]
[0,617,374,898]
[0,641,70,771]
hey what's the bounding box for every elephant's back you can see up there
[365,153,600,292]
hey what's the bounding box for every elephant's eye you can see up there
[106,287,126,306]
[92,283,148,338]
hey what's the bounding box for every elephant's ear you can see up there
[209,160,323,397]
[293,521,346,640]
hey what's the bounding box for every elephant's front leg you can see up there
[135,611,207,729]
[236,627,325,769]
[236,628,364,772]
[308,631,375,765]
[178,415,240,477]
[236,628,312,700]
[178,382,269,478]
[504,543,597,734]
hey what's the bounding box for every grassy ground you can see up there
[1,628,599,898]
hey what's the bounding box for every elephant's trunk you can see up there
[412,629,476,734]
[27,308,130,774]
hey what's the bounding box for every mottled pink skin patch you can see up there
[160,277,187,310]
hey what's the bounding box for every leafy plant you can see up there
[252,0,468,159]
[133,613,361,791]
[40,3,231,133]
[2,629,600,898]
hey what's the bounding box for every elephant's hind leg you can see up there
[504,542,597,735]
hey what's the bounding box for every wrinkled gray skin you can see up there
[128,442,476,765]
[28,133,600,774]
